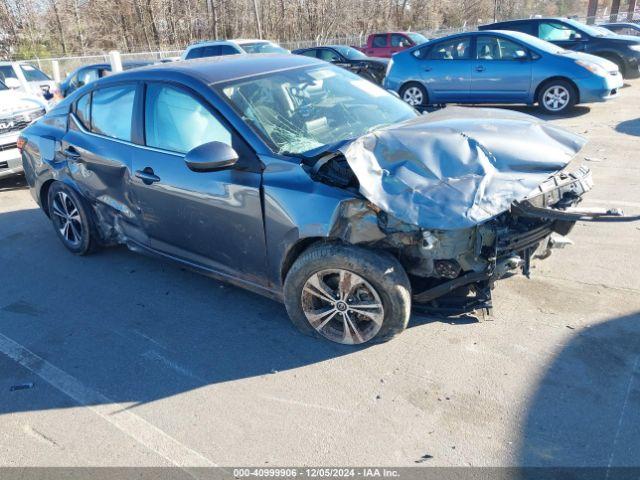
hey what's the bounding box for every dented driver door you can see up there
[63,83,142,236]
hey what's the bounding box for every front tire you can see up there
[283,243,412,345]
[400,82,428,107]
[47,182,98,255]
[538,79,576,114]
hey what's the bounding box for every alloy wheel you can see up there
[542,85,570,112]
[51,191,83,247]
[402,86,424,106]
[301,269,384,345]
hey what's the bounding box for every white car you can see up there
[0,61,58,103]
[181,39,289,60]
[0,79,47,179]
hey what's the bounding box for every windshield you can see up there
[218,65,417,155]
[241,42,289,54]
[407,32,428,45]
[564,18,609,37]
[512,33,568,54]
[333,46,368,60]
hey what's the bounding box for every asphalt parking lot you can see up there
[1,82,639,469]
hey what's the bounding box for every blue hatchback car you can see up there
[384,30,623,113]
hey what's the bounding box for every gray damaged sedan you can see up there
[19,54,625,344]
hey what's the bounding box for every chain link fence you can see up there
[21,11,640,80]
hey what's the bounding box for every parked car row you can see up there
[18,53,627,345]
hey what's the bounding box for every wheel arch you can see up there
[399,80,429,103]
[280,236,327,284]
[535,76,580,105]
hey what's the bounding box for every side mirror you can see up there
[4,77,21,89]
[185,141,239,172]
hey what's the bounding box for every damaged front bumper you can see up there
[409,165,633,315]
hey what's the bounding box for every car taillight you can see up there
[17,136,27,152]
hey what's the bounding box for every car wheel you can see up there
[400,82,428,107]
[283,242,411,345]
[47,182,98,255]
[538,80,576,114]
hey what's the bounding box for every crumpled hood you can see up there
[340,107,586,230]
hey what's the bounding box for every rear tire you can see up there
[283,242,412,345]
[537,79,576,114]
[47,182,98,255]
[400,82,428,107]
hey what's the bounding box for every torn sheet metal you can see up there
[340,107,587,230]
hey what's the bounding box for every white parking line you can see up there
[0,332,216,467]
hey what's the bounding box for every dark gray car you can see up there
[19,54,626,345]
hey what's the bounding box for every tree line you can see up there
[1,0,588,59]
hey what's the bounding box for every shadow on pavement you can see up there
[0,207,376,416]
[0,174,28,193]
[616,118,640,137]
[518,311,640,472]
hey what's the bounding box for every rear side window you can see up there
[75,92,91,129]
[0,65,17,82]
[372,35,387,48]
[185,47,203,60]
[144,84,231,154]
[91,85,136,141]
[201,45,221,57]
[426,37,471,60]
[298,49,318,58]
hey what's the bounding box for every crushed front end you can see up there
[312,107,632,317]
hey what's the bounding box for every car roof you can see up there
[98,54,323,86]
[187,39,271,48]
[600,22,638,27]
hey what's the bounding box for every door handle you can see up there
[135,168,160,185]
[64,147,81,159]
[424,66,432,72]
[475,65,485,72]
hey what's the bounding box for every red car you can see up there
[356,32,429,58]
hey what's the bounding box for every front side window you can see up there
[372,35,387,48]
[391,34,411,47]
[333,46,367,60]
[219,45,239,55]
[427,37,471,60]
[75,92,91,129]
[20,64,51,81]
[476,36,526,60]
[0,80,7,91]
[91,85,136,141]
[539,22,582,41]
[145,84,231,154]
[74,68,100,88]
[318,49,341,62]
[218,65,417,155]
